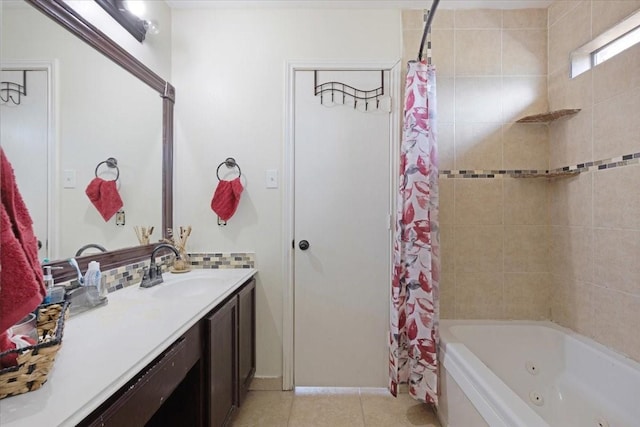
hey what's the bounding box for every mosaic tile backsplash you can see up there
[59,252,255,294]
[188,252,255,269]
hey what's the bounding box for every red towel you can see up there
[0,148,46,365]
[211,177,243,221]
[85,177,123,221]
[0,332,17,368]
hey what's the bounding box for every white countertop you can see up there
[0,268,257,427]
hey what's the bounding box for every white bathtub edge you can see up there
[442,343,549,427]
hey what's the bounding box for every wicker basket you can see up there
[0,301,71,399]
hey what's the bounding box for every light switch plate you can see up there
[266,169,278,189]
[63,169,76,188]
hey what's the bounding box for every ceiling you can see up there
[165,0,554,10]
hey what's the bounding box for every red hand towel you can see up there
[211,177,244,221]
[0,332,18,368]
[85,177,123,221]
[0,148,46,364]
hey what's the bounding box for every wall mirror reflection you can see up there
[1,1,163,262]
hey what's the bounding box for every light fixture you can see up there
[95,0,159,42]
[143,20,160,36]
[123,1,161,36]
[123,1,146,20]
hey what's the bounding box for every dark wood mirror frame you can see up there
[27,0,174,282]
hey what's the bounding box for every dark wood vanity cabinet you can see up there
[237,278,256,406]
[78,276,256,427]
[206,294,238,427]
[205,277,256,427]
[80,321,203,427]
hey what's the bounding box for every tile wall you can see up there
[402,8,551,320]
[403,1,640,363]
[547,0,640,362]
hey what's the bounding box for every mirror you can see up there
[0,0,174,279]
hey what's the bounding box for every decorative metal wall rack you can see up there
[314,70,384,111]
[1,70,27,105]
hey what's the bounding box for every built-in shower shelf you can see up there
[510,170,581,179]
[516,109,581,123]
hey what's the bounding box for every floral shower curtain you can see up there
[389,60,439,404]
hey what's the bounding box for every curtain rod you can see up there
[417,0,440,61]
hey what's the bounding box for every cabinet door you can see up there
[237,278,256,406]
[206,296,238,427]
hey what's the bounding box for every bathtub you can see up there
[437,320,640,427]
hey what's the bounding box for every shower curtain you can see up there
[389,60,439,404]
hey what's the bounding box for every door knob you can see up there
[298,240,310,251]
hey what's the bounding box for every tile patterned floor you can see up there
[231,388,442,427]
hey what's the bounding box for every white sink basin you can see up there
[146,270,240,299]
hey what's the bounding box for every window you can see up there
[571,9,640,78]
[593,25,640,65]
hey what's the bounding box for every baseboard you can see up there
[248,376,283,391]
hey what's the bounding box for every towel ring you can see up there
[95,157,120,181]
[216,157,241,181]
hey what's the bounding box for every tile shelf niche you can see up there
[511,108,583,179]
[516,108,581,123]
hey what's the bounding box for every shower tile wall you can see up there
[402,8,551,320]
[547,0,640,363]
[403,1,640,363]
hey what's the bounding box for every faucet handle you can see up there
[142,266,150,280]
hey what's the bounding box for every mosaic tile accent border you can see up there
[440,169,539,178]
[57,252,255,294]
[439,152,640,179]
[188,252,255,269]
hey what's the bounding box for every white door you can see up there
[294,69,391,387]
[1,69,49,258]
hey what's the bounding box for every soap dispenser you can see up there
[84,261,102,289]
[42,265,64,304]
[67,261,108,316]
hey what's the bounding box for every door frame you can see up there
[282,60,401,390]
[1,60,58,259]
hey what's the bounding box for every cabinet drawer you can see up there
[86,337,190,427]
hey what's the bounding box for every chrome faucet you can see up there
[68,258,84,285]
[75,243,107,257]
[140,244,180,288]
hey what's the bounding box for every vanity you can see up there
[0,269,257,427]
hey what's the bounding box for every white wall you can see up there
[172,8,402,379]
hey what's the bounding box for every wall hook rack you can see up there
[313,70,384,111]
[1,70,27,105]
